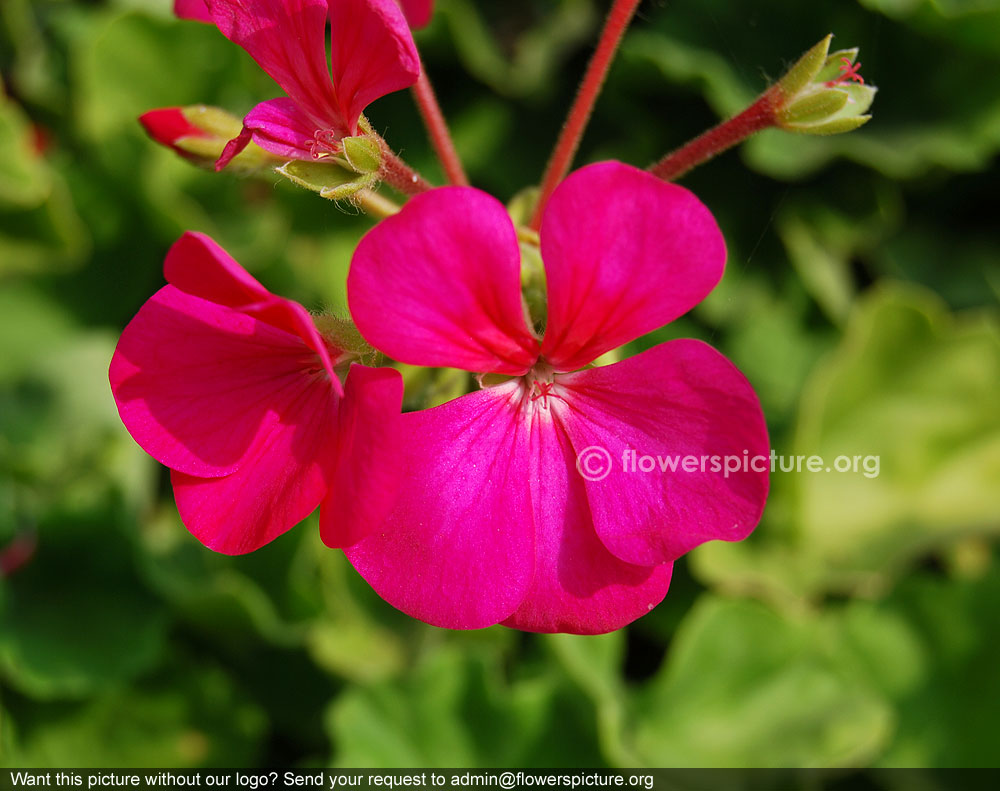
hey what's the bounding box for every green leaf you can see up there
[776,185,903,324]
[440,0,598,98]
[73,10,244,141]
[632,596,893,767]
[327,645,597,767]
[0,93,88,276]
[622,31,754,119]
[545,633,637,766]
[872,561,1000,767]
[0,89,51,208]
[695,285,999,601]
[0,523,167,699]
[10,666,266,767]
[792,284,1000,589]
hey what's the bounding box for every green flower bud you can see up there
[776,37,876,135]
[138,105,281,172]
[276,159,379,201]
[341,135,382,174]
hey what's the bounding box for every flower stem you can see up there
[529,0,642,230]
[356,189,401,218]
[376,135,434,195]
[648,87,781,181]
[412,67,469,186]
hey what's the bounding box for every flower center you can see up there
[309,129,342,159]
[825,57,864,87]
[522,364,564,411]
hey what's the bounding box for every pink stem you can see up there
[377,137,434,196]
[649,87,782,181]
[412,68,469,186]
[529,0,643,230]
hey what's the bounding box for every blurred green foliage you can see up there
[1,0,999,771]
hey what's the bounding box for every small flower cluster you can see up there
[118,0,873,633]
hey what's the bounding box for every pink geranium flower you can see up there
[109,232,402,555]
[343,161,770,634]
[175,0,432,29]
[186,0,420,169]
[397,0,432,28]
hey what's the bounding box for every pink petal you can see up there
[243,97,318,160]
[171,368,339,554]
[164,230,271,306]
[501,409,673,635]
[175,0,213,22]
[216,98,318,170]
[540,162,726,372]
[345,384,536,629]
[348,187,540,375]
[396,0,432,28]
[204,0,342,129]
[139,108,210,150]
[320,364,404,549]
[164,232,341,393]
[329,0,420,130]
[215,125,253,171]
[558,340,770,567]
[109,285,331,478]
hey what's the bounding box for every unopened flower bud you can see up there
[341,135,382,174]
[276,159,379,201]
[775,35,876,135]
[139,105,283,171]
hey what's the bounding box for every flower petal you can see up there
[164,230,271,306]
[397,0,432,28]
[174,0,213,23]
[501,410,673,635]
[320,364,404,549]
[216,98,319,169]
[345,384,535,629]
[558,339,770,567]
[540,162,726,372]
[139,108,210,151]
[164,231,341,393]
[109,285,328,477]
[171,369,339,554]
[348,187,540,374]
[329,0,420,130]
[241,97,318,160]
[205,0,341,128]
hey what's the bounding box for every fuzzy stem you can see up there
[648,87,782,181]
[375,134,434,195]
[412,68,469,186]
[356,189,402,218]
[529,0,642,230]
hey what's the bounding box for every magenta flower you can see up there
[397,0,432,28]
[343,161,770,634]
[109,232,402,554]
[188,0,420,169]
[174,0,215,23]
[175,0,432,29]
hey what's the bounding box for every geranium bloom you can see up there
[109,232,401,554]
[343,161,770,634]
[175,0,432,29]
[187,0,420,169]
